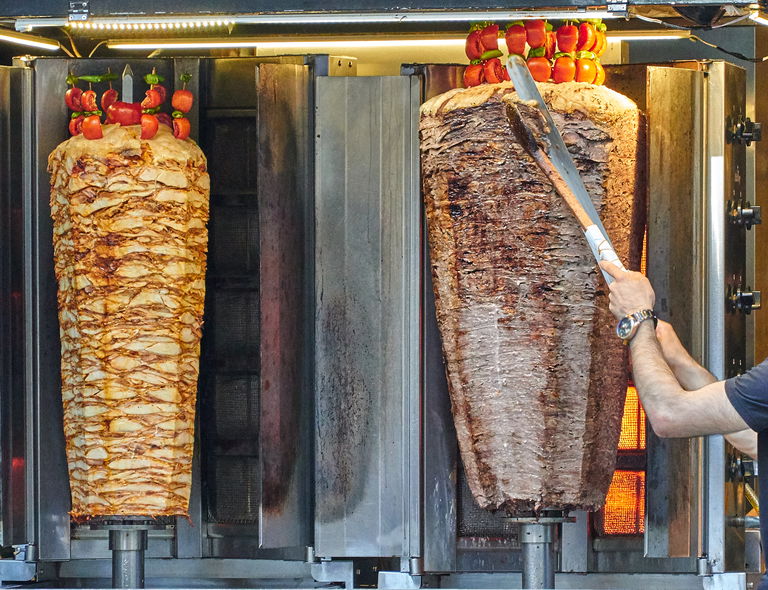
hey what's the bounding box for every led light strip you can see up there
[606,30,691,41]
[0,28,60,50]
[107,37,469,50]
[68,19,235,31]
[15,9,626,32]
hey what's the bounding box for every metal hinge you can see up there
[728,116,762,146]
[68,1,89,22]
[728,286,762,315]
[728,200,762,229]
[606,0,629,15]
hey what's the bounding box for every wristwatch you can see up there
[616,309,657,344]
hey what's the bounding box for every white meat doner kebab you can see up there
[49,71,207,517]
[420,81,645,513]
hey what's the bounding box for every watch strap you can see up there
[620,309,657,344]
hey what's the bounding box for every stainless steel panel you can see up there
[200,58,313,554]
[442,572,712,589]
[256,62,313,550]
[58,557,312,581]
[703,61,748,575]
[0,65,25,548]
[405,63,464,575]
[645,65,707,560]
[314,76,420,558]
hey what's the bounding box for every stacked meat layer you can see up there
[420,82,645,513]
[48,123,209,517]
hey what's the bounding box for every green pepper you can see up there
[77,74,104,83]
[144,72,166,85]
[171,110,184,118]
[479,49,503,60]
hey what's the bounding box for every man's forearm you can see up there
[629,322,750,437]
[661,341,755,456]
[666,352,716,390]
[629,322,686,436]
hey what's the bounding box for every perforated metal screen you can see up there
[200,114,262,525]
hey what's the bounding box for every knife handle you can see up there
[584,224,625,284]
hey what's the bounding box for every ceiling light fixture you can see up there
[0,28,61,51]
[16,9,626,31]
[107,37,471,50]
[606,30,691,41]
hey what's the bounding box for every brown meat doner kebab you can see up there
[48,123,209,517]
[419,82,645,514]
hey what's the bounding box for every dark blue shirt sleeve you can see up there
[725,358,768,432]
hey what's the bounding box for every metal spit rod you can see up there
[109,528,148,589]
[520,522,555,589]
[506,511,573,589]
[91,518,170,589]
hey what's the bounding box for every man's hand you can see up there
[599,261,656,320]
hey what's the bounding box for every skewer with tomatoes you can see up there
[63,68,196,141]
[463,23,510,87]
[462,18,609,88]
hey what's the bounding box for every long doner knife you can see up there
[505,54,625,284]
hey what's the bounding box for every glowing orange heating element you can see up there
[601,470,646,535]
[618,386,646,451]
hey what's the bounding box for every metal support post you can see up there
[520,523,555,589]
[109,528,148,589]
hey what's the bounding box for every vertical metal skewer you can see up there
[121,64,134,104]
[505,511,573,589]
[109,528,148,588]
[90,518,169,588]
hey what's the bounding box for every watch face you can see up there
[617,317,634,339]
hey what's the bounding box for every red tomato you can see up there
[156,112,173,128]
[505,23,526,55]
[479,24,499,51]
[171,89,194,113]
[173,117,191,140]
[151,84,167,103]
[463,64,484,87]
[106,101,142,126]
[594,61,606,85]
[68,115,84,136]
[556,23,578,53]
[101,88,118,111]
[525,20,547,49]
[80,90,98,112]
[465,29,484,60]
[544,31,556,60]
[140,114,159,139]
[577,22,597,52]
[527,56,551,82]
[552,55,576,83]
[575,58,598,83]
[81,115,103,140]
[482,58,506,84]
[141,88,162,109]
[65,87,83,111]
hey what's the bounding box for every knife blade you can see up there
[121,64,134,105]
[505,54,626,282]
